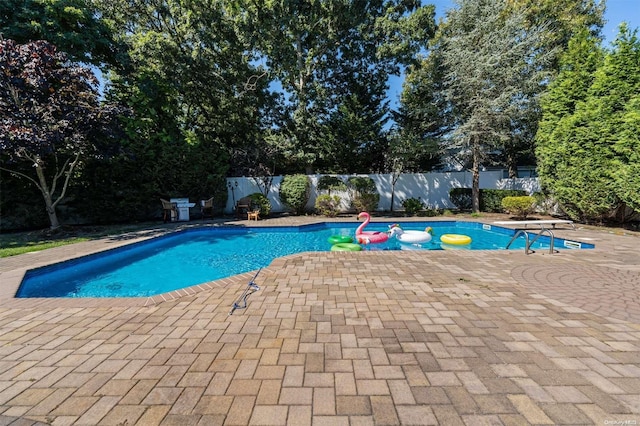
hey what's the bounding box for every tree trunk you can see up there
[34,163,61,229]
[472,137,481,213]
[506,147,518,178]
[390,172,400,212]
[45,201,61,229]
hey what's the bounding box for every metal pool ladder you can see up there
[506,227,556,254]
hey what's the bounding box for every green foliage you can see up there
[352,194,380,214]
[506,0,604,68]
[0,39,124,229]
[101,0,268,175]
[609,29,640,214]
[480,190,528,213]
[320,86,391,174]
[449,188,472,211]
[231,0,435,172]
[425,0,556,210]
[401,198,424,216]
[315,195,341,217]
[536,25,640,222]
[0,0,124,67]
[0,167,49,231]
[317,176,347,194]
[60,0,250,226]
[501,196,536,219]
[315,176,345,216]
[347,176,380,213]
[249,193,271,217]
[347,176,377,194]
[449,188,528,212]
[398,43,450,172]
[613,96,640,212]
[279,174,311,215]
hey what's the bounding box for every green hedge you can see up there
[501,196,535,219]
[449,188,528,212]
[315,194,341,217]
[347,176,380,213]
[317,176,347,193]
[481,189,528,212]
[401,197,424,216]
[279,174,311,215]
[449,188,473,211]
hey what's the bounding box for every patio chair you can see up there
[201,197,214,220]
[161,199,178,223]
[235,196,253,219]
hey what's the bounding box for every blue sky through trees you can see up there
[385,0,640,109]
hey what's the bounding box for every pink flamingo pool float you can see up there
[356,212,389,244]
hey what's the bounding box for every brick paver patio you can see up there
[0,217,638,425]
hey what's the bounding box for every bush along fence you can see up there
[224,171,541,215]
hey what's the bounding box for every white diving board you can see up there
[493,219,575,230]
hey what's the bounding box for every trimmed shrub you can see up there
[481,189,528,212]
[449,188,529,212]
[449,188,472,211]
[501,196,536,219]
[317,176,347,194]
[401,197,424,216]
[249,193,271,217]
[315,194,341,217]
[279,174,311,215]
[316,176,346,216]
[347,176,380,213]
[352,193,380,213]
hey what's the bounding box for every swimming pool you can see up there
[17,221,593,298]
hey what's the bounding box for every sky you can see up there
[386,0,640,107]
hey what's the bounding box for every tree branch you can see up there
[52,152,81,209]
[0,166,43,191]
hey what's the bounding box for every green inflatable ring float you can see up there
[330,242,362,252]
[328,235,353,245]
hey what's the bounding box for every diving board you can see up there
[493,219,575,230]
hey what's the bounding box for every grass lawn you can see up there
[0,222,163,257]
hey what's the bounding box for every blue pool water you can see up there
[17,221,593,298]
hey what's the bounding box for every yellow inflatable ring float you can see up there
[440,234,472,246]
[330,243,362,252]
[328,235,353,245]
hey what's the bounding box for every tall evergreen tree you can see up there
[614,95,640,214]
[396,45,448,171]
[436,0,553,211]
[319,73,390,174]
[401,0,603,184]
[603,25,640,216]
[535,29,605,221]
[536,24,640,222]
[506,0,604,55]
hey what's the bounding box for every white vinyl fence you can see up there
[224,172,540,214]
